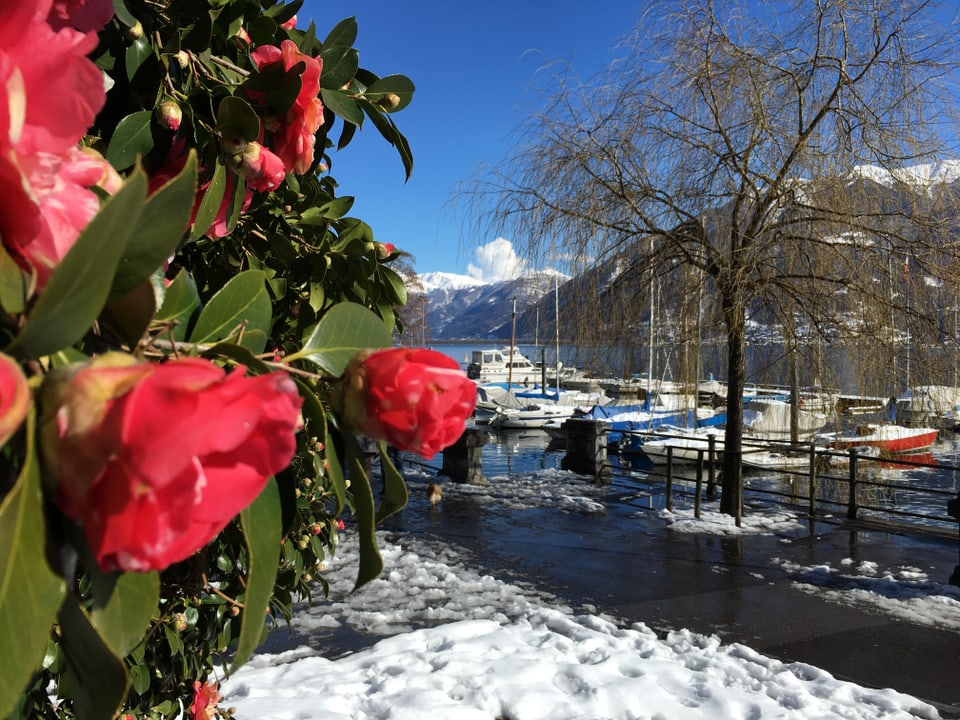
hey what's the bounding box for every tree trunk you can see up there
[720,302,746,516]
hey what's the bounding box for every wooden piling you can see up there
[440,427,487,485]
[561,418,611,484]
[846,448,859,520]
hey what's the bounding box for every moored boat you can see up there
[490,403,579,429]
[633,427,725,464]
[466,348,540,385]
[820,423,939,455]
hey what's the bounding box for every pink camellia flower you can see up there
[237,141,286,193]
[17,146,121,287]
[44,354,303,572]
[0,352,30,449]
[46,0,114,33]
[248,40,324,174]
[336,348,477,458]
[0,0,112,289]
[190,680,220,720]
[281,15,297,30]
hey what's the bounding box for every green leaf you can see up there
[246,15,278,46]
[8,170,147,359]
[365,74,415,113]
[264,0,302,25]
[234,480,282,669]
[112,0,137,28]
[191,161,227,240]
[90,571,159,658]
[344,437,383,591]
[155,268,200,341]
[107,111,154,171]
[286,303,391,375]
[320,88,364,127]
[379,266,408,306]
[319,48,359,91]
[181,11,212,53]
[110,151,197,299]
[293,378,345,515]
[102,275,162,347]
[217,96,261,144]
[125,36,153,82]
[224,167,247,235]
[0,243,27,315]
[299,196,353,225]
[202,341,272,374]
[0,411,67,719]
[375,442,408,523]
[190,270,271,354]
[359,99,413,180]
[243,62,303,117]
[59,594,129,720]
[321,16,357,52]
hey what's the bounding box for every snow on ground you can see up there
[657,507,808,536]
[223,530,947,720]
[219,467,957,719]
[399,462,609,514]
[774,557,960,633]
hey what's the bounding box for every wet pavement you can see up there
[381,483,960,717]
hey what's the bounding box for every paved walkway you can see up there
[386,487,960,717]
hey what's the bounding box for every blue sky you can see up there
[298,1,641,279]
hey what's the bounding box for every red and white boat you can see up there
[820,423,939,455]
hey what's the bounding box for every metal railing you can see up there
[611,428,959,537]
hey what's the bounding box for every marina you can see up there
[400,422,960,538]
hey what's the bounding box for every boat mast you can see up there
[509,296,516,389]
[555,274,561,392]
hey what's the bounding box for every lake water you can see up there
[402,424,960,535]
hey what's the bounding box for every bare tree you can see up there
[468,0,960,515]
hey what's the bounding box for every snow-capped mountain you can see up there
[411,271,566,340]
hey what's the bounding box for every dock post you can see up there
[807,441,817,517]
[561,418,611,484]
[665,446,674,511]
[694,450,703,519]
[846,448,859,520]
[439,427,487,485]
[706,435,717,499]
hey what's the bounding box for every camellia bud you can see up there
[125,21,143,40]
[220,136,247,157]
[175,50,190,69]
[377,93,401,111]
[375,243,396,260]
[156,101,182,132]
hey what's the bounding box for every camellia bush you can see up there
[0,1,477,718]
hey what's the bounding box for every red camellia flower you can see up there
[0,352,30,448]
[338,348,477,458]
[249,40,324,174]
[45,355,303,572]
[190,680,220,720]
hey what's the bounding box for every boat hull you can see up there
[825,425,939,455]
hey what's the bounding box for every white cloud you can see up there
[467,237,526,282]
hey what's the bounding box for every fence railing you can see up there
[611,427,958,537]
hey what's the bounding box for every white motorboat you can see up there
[637,427,725,464]
[490,404,578,429]
[466,347,541,385]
